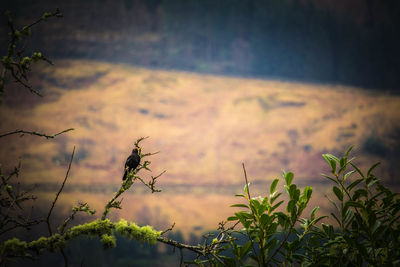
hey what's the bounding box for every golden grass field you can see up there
[1,59,399,236]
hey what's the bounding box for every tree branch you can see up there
[46,146,75,235]
[0,128,74,139]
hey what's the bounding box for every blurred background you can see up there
[1,0,399,266]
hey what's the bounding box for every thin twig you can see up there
[23,9,62,29]
[265,214,299,266]
[60,248,68,267]
[161,222,176,235]
[0,128,74,139]
[242,163,251,199]
[46,146,75,235]
[179,248,183,267]
[10,68,42,96]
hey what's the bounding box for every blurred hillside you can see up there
[1,59,399,189]
[1,59,399,234]
[1,0,400,91]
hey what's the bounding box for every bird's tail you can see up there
[122,170,127,180]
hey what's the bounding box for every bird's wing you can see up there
[125,155,133,169]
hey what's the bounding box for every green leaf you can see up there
[339,157,346,170]
[227,216,238,221]
[345,146,353,158]
[235,193,246,198]
[303,186,312,200]
[270,192,282,204]
[321,173,338,184]
[235,212,251,228]
[310,206,319,220]
[288,184,297,199]
[250,198,264,216]
[231,204,249,209]
[259,213,270,226]
[343,208,352,223]
[270,200,284,213]
[330,212,341,226]
[284,172,294,186]
[345,200,364,209]
[240,241,252,259]
[344,170,355,181]
[333,186,343,201]
[287,199,295,213]
[270,178,279,194]
[349,162,364,178]
[266,222,278,236]
[326,195,339,211]
[352,189,368,200]
[311,215,327,225]
[244,183,250,197]
[346,177,363,191]
[322,154,337,173]
[367,179,379,189]
[367,162,381,177]
[322,223,330,235]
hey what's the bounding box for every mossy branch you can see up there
[0,219,162,259]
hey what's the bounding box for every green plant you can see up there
[303,148,400,266]
[186,147,399,266]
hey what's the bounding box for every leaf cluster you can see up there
[187,148,399,266]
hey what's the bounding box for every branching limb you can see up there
[135,170,165,193]
[1,9,62,95]
[0,128,74,139]
[0,164,41,236]
[161,222,175,235]
[58,202,96,234]
[102,138,163,219]
[46,146,75,235]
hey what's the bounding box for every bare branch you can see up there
[0,128,74,139]
[135,170,165,193]
[10,68,42,96]
[46,146,75,235]
[134,136,149,148]
[23,9,63,30]
[161,222,175,235]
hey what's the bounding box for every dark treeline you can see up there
[2,0,400,91]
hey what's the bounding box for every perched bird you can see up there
[122,148,141,180]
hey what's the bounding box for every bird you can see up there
[122,148,141,180]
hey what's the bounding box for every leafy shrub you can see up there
[188,147,400,266]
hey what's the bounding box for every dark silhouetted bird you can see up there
[122,148,140,180]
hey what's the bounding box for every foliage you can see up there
[185,147,400,266]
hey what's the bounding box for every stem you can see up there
[46,146,75,235]
[265,214,299,266]
[242,163,251,200]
